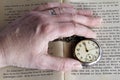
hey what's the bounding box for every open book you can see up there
[0,0,120,80]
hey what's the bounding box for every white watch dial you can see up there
[74,39,101,65]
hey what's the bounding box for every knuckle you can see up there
[72,14,77,21]
[90,20,97,26]
[57,59,65,71]
[57,59,71,71]
[86,17,100,27]
[32,55,46,69]
[86,17,94,26]
[41,23,54,34]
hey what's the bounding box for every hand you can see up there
[0,2,102,71]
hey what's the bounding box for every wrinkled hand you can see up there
[0,2,102,71]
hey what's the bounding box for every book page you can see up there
[0,0,64,80]
[0,66,63,80]
[64,0,120,80]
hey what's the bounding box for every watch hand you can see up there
[83,42,88,52]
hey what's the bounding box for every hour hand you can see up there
[83,42,88,52]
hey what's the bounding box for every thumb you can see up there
[32,54,82,71]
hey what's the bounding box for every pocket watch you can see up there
[73,36,102,66]
[53,36,102,66]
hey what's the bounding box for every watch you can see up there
[53,36,102,66]
[73,37,102,66]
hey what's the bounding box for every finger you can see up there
[33,2,73,11]
[34,4,93,16]
[38,8,93,17]
[77,10,93,16]
[31,54,82,71]
[38,7,77,15]
[57,22,96,38]
[53,14,102,27]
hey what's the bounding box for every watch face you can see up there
[74,39,102,66]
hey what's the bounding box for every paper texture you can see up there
[64,0,120,80]
[0,66,63,80]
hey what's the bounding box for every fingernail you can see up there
[72,62,82,69]
[95,17,103,25]
[86,32,96,39]
[91,33,97,38]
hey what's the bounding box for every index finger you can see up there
[33,2,73,11]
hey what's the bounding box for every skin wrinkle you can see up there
[5,26,33,67]
[9,38,32,67]
[33,54,47,69]
[59,23,75,37]
[7,13,32,32]
[4,36,16,66]
[60,58,69,71]
[41,23,53,34]
[0,38,7,67]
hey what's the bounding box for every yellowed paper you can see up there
[0,66,64,80]
[64,0,120,80]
